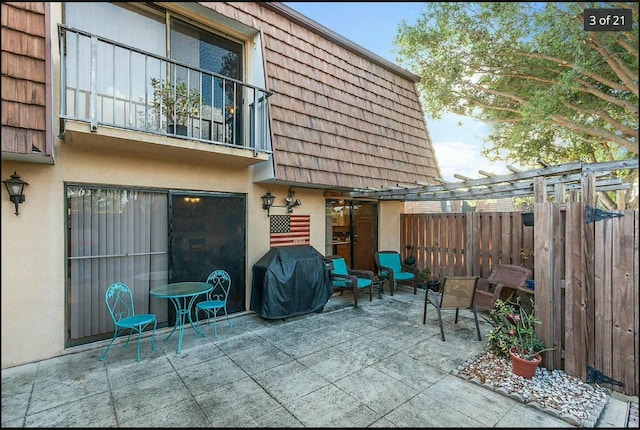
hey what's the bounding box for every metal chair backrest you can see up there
[205,269,231,303]
[440,276,480,309]
[105,282,136,324]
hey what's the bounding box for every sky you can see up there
[284,2,519,182]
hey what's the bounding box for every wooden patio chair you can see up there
[374,250,419,295]
[325,255,375,307]
[473,264,531,311]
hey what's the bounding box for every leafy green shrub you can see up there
[486,297,549,360]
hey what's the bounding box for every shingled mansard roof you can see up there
[212,2,442,192]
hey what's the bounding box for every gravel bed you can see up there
[453,349,610,427]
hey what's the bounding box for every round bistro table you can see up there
[150,281,212,354]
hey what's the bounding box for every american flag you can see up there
[270,215,310,248]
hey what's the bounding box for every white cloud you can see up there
[427,113,520,182]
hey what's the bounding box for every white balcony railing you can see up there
[59,24,272,153]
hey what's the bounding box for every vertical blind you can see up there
[67,186,168,340]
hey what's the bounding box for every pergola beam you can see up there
[348,159,638,201]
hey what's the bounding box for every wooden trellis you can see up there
[349,159,638,204]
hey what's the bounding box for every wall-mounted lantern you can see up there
[261,188,301,216]
[2,171,28,216]
[261,191,276,216]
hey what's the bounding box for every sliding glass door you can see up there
[66,186,246,347]
[169,192,246,317]
[66,186,169,346]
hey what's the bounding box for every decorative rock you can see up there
[454,349,610,427]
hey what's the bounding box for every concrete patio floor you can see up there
[1,286,635,427]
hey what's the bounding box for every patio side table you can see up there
[372,276,386,299]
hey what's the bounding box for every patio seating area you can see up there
[1,286,634,427]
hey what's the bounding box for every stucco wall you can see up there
[0,1,407,369]
[1,149,332,368]
[378,201,404,252]
[1,162,63,368]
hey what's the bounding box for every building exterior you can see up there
[1,2,441,368]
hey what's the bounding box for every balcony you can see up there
[59,25,273,164]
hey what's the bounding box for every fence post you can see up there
[581,172,597,377]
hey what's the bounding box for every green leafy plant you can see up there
[418,267,431,281]
[486,297,551,361]
[404,244,416,266]
[150,78,200,127]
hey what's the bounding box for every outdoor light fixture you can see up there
[285,188,302,213]
[2,171,28,215]
[261,191,276,216]
[261,189,302,216]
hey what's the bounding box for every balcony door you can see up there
[170,19,244,145]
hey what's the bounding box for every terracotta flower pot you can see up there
[509,347,541,379]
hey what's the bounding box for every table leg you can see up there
[375,279,387,299]
[165,295,209,354]
[187,295,208,338]
[164,303,180,341]
[165,297,187,354]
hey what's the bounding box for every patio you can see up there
[1,286,633,427]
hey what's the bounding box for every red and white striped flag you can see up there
[270,215,310,248]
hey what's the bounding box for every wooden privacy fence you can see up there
[402,206,639,396]
[536,203,638,397]
[401,212,535,280]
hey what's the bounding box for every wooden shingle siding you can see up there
[1,2,47,155]
[201,2,441,190]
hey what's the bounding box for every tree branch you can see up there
[512,50,637,96]
[586,33,639,97]
[563,101,638,140]
[549,114,638,154]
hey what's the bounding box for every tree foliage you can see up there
[395,2,638,207]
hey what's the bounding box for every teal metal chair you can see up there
[100,282,157,362]
[325,255,374,307]
[374,250,418,295]
[195,269,233,338]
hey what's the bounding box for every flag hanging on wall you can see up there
[270,215,310,248]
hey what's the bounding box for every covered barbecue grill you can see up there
[250,245,332,319]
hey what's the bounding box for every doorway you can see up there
[325,199,378,272]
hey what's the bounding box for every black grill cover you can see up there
[251,245,332,319]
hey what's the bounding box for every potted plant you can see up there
[417,266,440,291]
[518,200,534,226]
[403,244,416,266]
[418,266,431,282]
[486,297,552,379]
[150,77,200,136]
